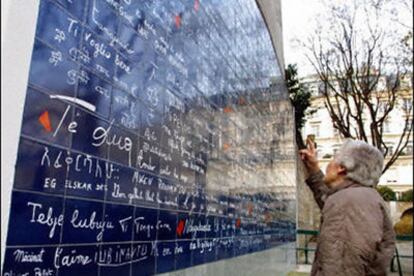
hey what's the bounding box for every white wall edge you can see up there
[1,0,40,270]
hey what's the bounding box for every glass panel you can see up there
[2,0,296,275]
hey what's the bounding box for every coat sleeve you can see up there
[369,203,396,275]
[305,170,330,210]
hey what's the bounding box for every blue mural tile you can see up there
[138,119,164,147]
[157,209,177,241]
[106,125,137,168]
[28,40,78,97]
[65,152,108,201]
[191,238,217,266]
[205,192,226,217]
[2,246,57,276]
[56,245,99,276]
[204,239,218,264]
[267,234,283,248]
[156,241,176,274]
[21,87,72,147]
[174,241,192,270]
[98,243,131,276]
[159,148,181,183]
[71,108,109,160]
[106,164,136,204]
[250,236,266,253]
[117,21,146,60]
[140,105,164,138]
[123,170,159,208]
[205,215,220,239]
[102,203,134,242]
[112,53,141,87]
[116,1,147,31]
[216,238,234,260]
[35,0,81,53]
[191,188,206,213]
[255,221,265,236]
[84,0,119,42]
[113,64,143,98]
[54,0,88,21]
[6,192,64,245]
[157,177,178,210]
[13,139,66,195]
[110,88,140,132]
[222,217,235,238]
[62,198,105,243]
[136,138,160,175]
[234,237,250,257]
[133,207,158,242]
[129,242,156,276]
[190,240,205,266]
[76,67,112,119]
[177,212,208,240]
[177,187,193,212]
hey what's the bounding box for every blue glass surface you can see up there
[3,0,296,274]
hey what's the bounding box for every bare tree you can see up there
[302,0,413,173]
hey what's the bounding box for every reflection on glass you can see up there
[3,0,296,274]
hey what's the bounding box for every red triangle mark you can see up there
[194,0,200,12]
[264,212,271,224]
[39,110,52,132]
[247,203,254,216]
[175,15,181,28]
[176,219,185,237]
[223,106,233,113]
[235,218,241,228]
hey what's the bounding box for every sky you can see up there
[280,0,413,78]
[281,0,324,77]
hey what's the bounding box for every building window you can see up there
[308,109,318,119]
[382,144,394,157]
[317,149,323,158]
[386,146,394,157]
[339,79,351,93]
[318,82,326,96]
[331,144,342,156]
[383,120,391,133]
[310,124,320,137]
[386,74,400,91]
[406,143,413,155]
[402,98,412,113]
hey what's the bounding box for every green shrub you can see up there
[376,186,396,201]
[400,189,413,202]
[322,154,333,159]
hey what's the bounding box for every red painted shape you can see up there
[176,219,185,237]
[238,97,246,105]
[264,212,271,224]
[223,106,233,113]
[194,0,200,11]
[235,218,241,228]
[247,203,254,216]
[175,15,181,28]
[38,110,52,132]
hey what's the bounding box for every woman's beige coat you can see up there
[306,170,396,276]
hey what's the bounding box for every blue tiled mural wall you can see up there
[2,0,296,275]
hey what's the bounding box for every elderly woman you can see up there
[300,138,396,276]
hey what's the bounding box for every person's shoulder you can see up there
[328,186,381,206]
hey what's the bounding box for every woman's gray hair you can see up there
[334,139,384,187]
